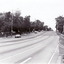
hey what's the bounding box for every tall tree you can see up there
[13,11,23,34]
[24,15,31,32]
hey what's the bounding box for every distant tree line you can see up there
[0,11,53,37]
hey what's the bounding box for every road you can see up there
[0,31,60,64]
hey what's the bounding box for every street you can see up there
[0,31,60,64]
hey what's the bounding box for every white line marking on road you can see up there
[0,36,49,62]
[20,57,32,64]
[48,45,58,64]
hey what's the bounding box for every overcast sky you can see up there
[0,0,64,30]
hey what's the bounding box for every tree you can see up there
[4,12,12,33]
[34,20,44,31]
[24,15,31,32]
[15,10,21,17]
[43,25,48,31]
[13,16,22,34]
[47,27,53,31]
[55,16,64,33]
[30,20,44,31]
